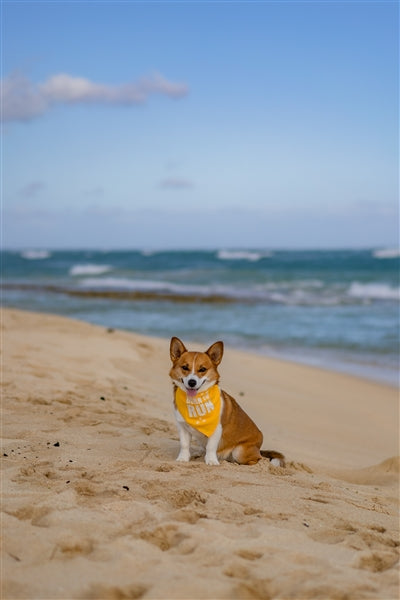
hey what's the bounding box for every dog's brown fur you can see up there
[169,337,285,466]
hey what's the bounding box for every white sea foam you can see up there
[77,276,335,304]
[79,277,167,290]
[70,264,112,276]
[77,276,400,304]
[373,248,400,259]
[20,250,51,260]
[79,277,202,294]
[348,282,400,301]
[79,277,255,299]
[217,250,271,262]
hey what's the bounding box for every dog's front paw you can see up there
[176,451,190,462]
[205,455,220,466]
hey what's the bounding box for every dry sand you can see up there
[1,308,399,600]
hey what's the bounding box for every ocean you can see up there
[2,248,399,386]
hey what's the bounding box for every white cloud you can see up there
[1,71,189,122]
[2,74,48,122]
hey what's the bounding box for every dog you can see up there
[169,337,285,466]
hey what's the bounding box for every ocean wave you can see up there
[79,277,172,291]
[78,277,388,306]
[348,282,400,301]
[4,277,400,306]
[373,248,400,259]
[69,264,113,276]
[217,250,271,262]
[20,250,51,260]
[79,277,230,298]
[78,277,284,300]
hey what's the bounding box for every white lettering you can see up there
[188,404,197,418]
[196,403,207,416]
[186,395,216,418]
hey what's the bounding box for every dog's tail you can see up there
[260,449,285,467]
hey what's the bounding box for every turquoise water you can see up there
[3,248,399,385]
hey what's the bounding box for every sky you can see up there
[2,0,399,249]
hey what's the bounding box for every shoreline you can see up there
[3,302,398,388]
[251,344,399,389]
[2,307,399,599]
[4,246,398,391]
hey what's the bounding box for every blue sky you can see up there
[2,0,398,249]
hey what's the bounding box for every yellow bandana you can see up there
[175,385,221,437]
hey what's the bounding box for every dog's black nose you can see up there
[188,379,197,388]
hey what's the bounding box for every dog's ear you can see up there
[206,341,224,366]
[170,337,187,362]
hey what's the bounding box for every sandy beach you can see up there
[1,308,399,599]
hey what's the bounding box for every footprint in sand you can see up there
[169,508,206,524]
[224,561,251,579]
[231,578,272,600]
[143,480,207,509]
[346,528,400,552]
[83,583,148,599]
[307,519,358,545]
[139,523,191,553]
[5,505,53,527]
[353,551,399,572]
[306,516,400,577]
[155,463,173,472]
[52,535,94,559]
[140,418,176,437]
[15,461,62,486]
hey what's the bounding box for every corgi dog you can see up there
[169,337,285,467]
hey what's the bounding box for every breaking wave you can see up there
[76,277,400,305]
[373,248,400,259]
[79,277,231,299]
[69,264,113,276]
[348,282,400,301]
[217,250,272,262]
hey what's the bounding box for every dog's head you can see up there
[169,337,224,397]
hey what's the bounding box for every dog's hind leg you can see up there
[232,444,262,465]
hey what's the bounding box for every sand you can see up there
[1,308,399,600]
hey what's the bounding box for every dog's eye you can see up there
[198,367,207,373]
[181,365,190,372]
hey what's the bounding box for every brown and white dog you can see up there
[169,337,285,466]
